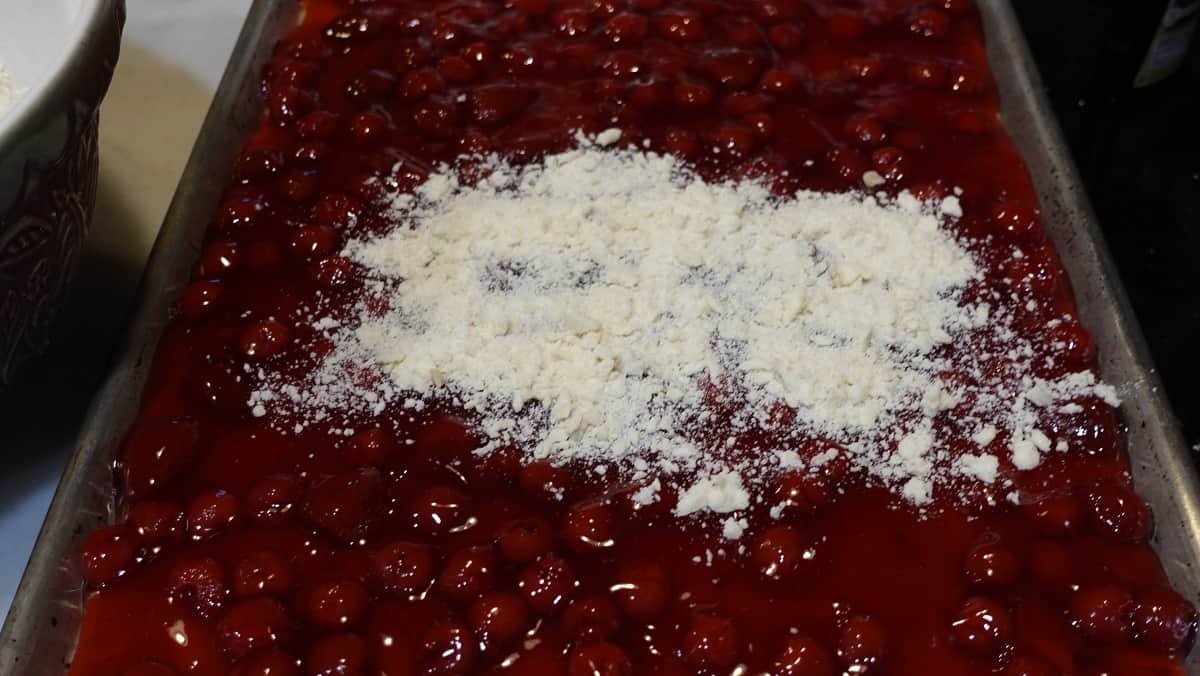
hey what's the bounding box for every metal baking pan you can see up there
[3,0,1198,672]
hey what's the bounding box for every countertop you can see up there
[0,0,1196,626]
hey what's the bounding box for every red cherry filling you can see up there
[1004,656,1061,676]
[371,541,435,596]
[168,557,228,617]
[410,485,475,535]
[307,632,367,676]
[497,516,554,563]
[468,592,530,653]
[1084,481,1153,543]
[246,473,304,527]
[950,596,1012,656]
[217,597,291,658]
[128,501,185,545]
[80,526,141,586]
[186,489,239,539]
[837,616,887,670]
[438,546,497,603]
[518,553,576,614]
[1070,584,1134,643]
[418,622,478,674]
[304,467,384,544]
[1131,586,1200,653]
[963,542,1019,587]
[230,650,299,676]
[772,636,836,676]
[66,2,1197,675]
[121,417,200,498]
[232,551,294,598]
[567,642,633,676]
[683,614,741,669]
[610,559,669,621]
[306,580,370,627]
[752,525,810,581]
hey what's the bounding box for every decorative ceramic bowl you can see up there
[0,0,124,386]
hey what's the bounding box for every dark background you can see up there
[1013,1,1200,451]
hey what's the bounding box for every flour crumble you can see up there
[247,131,1121,536]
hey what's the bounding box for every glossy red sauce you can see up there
[68,1,1196,674]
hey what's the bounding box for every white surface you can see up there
[0,0,85,129]
[0,0,252,625]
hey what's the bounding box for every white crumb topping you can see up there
[245,133,1123,537]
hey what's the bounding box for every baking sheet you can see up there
[2,0,1197,671]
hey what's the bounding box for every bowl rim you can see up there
[0,0,124,151]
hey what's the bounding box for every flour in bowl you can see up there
[0,63,17,116]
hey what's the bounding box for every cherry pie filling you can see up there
[69,1,1196,675]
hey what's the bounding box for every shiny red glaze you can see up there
[186,489,239,539]
[567,642,633,676]
[232,550,294,598]
[1004,656,1061,676]
[217,597,291,658]
[238,319,291,359]
[1022,492,1083,535]
[496,516,554,563]
[197,241,240,278]
[120,663,176,676]
[307,579,370,627]
[610,559,669,621]
[516,460,571,501]
[683,613,740,669]
[751,524,810,582]
[1042,319,1098,371]
[517,553,576,614]
[167,557,227,618]
[467,591,530,653]
[304,466,384,544]
[121,417,200,499]
[67,1,1194,674]
[128,500,186,544]
[1070,584,1135,642]
[371,540,435,596]
[245,473,304,527]
[562,596,621,641]
[288,224,338,259]
[767,22,804,51]
[772,636,836,676]
[230,650,299,676]
[307,632,367,676]
[437,546,497,603]
[417,622,477,674]
[1028,539,1074,591]
[80,526,141,586]
[963,541,1019,587]
[950,596,1012,656]
[837,616,888,670]
[410,485,474,535]
[1085,480,1154,543]
[1132,586,1200,654]
[341,427,394,465]
[561,501,615,553]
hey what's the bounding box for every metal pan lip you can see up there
[3,0,1197,671]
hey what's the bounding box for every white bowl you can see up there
[0,0,124,386]
[0,1,89,134]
